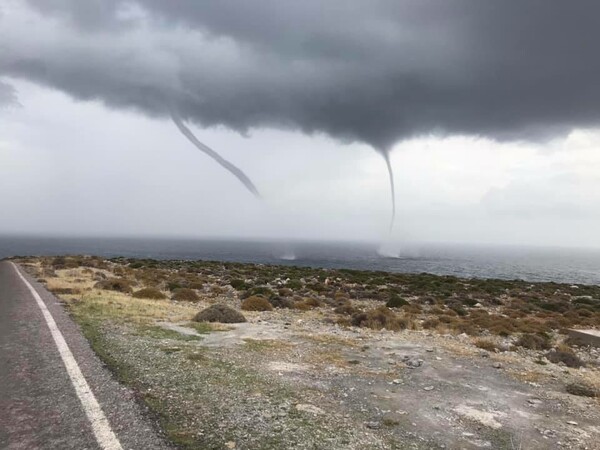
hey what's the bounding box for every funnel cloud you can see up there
[171,111,260,198]
[2,1,600,232]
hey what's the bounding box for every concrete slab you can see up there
[568,329,600,347]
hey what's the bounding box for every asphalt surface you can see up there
[0,261,172,450]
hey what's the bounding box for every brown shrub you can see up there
[241,295,273,311]
[351,306,408,331]
[132,287,167,300]
[546,350,584,368]
[515,333,552,350]
[566,382,598,398]
[194,304,246,323]
[172,288,200,302]
[474,338,503,352]
[334,303,358,316]
[422,318,441,329]
[303,297,321,307]
[268,296,293,309]
[94,278,133,294]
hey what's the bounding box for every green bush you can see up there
[386,293,409,308]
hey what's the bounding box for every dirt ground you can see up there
[148,309,600,449]
[15,257,600,449]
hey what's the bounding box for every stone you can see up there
[568,329,600,348]
[492,362,502,369]
[423,386,435,391]
[365,421,381,430]
[225,442,236,449]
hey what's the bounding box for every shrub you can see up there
[303,297,321,307]
[386,293,409,308]
[422,318,441,329]
[334,303,358,316]
[243,286,274,299]
[351,306,408,331]
[546,350,584,368]
[278,288,293,297]
[172,288,200,302]
[166,281,184,291]
[268,296,293,309]
[286,279,303,290]
[194,304,246,323]
[515,333,552,350]
[566,382,598,398]
[474,338,502,352]
[132,287,166,300]
[230,279,249,290]
[94,278,133,294]
[241,296,273,311]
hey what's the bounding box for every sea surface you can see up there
[1,236,599,285]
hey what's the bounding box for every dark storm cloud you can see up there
[2,1,600,149]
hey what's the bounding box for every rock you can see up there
[566,421,578,426]
[426,348,434,352]
[392,379,402,385]
[406,358,423,368]
[492,362,502,369]
[365,421,381,430]
[423,386,434,391]
[479,351,490,358]
[295,404,325,415]
[225,442,236,449]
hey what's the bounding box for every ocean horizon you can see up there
[1,235,599,286]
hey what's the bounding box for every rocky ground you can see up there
[12,256,600,449]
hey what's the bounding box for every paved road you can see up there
[0,261,172,450]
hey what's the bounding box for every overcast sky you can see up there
[1,1,600,248]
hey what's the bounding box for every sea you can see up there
[1,236,599,285]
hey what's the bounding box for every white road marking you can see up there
[11,262,123,450]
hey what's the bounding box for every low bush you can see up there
[230,279,249,290]
[132,287,166,300]
[194,304,246,323]
[546,350,584,368]
[422,318,441,329]
[474,338,503,352]
[351,306,408,331]
[566,382,598,398]
[268,296,293,309]
[334,303,358,316]
[172,288,200,302]
[386,293,409,308]
[94,278,133,294]
[515,333,552,350]
[243,286,274,299]
[241,295,273,311]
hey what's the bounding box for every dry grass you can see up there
[66,290,199,324]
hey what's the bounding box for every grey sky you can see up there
[1,1,600,247]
